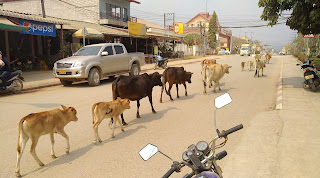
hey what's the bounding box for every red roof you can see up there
[127,0,141,4]
[186,12,212,24]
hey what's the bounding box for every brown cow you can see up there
[15,105,78,177]
[265,53,272,64]
[241,62,246,71]
[92,98,130,143]
[160,67,193,102]
[112,72,163,125]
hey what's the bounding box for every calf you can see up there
[160,67,193,102]
[265,53,272,64]
[92,98,130,143]
[201,59,217,87]
[247,61,254,71]
[112,72,163,125]
[241,62,246,71]
[202,64,232,93]
[254,57,266,77]
[15,105,78,177]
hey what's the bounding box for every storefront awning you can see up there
[0,17,28,32]
[73,27,104,38]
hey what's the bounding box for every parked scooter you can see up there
[153,55,168,69]
[297,60,320,92]
[0,70,24,94]
[139,93,243,178]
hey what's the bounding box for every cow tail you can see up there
[112,76,122,101]
[163,68,169,95]
[17,118,26,154]
[92,103,98,124]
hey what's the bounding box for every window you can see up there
[103,46,114,55]
[74,46,102,56]
[114,37,120,43]
[123,8,128,21]
[106,4,112,18]
[191,24,194,27]
[114,45,124,54]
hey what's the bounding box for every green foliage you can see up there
[258,0,320,34]
[184,33,203,46]
[208,11,218,49]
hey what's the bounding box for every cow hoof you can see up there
[93,141,97,145]
[66,150,70,154]
[122,122,128,126]
[98,139,102,142]
[160,100,162,103]
[136,114,141,118]
[51,155,57,159]
[39,162,44,167]
[111,135,115,138]
[121,129,124,132]
[15,172,21,177]
[152,110,157,113]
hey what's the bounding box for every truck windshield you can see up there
[74,46,102,56]
[241,47,248,50]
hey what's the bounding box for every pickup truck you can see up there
[53,43,145,86]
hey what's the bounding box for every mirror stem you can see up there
[214,108,218,133]
[158,150,174,162]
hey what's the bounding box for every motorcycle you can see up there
[153,55,168,69]
[139,93,243,178]
[297,60,320,92]
[0,70,24,94]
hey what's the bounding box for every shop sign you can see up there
[128,21,146,37]
[19,19,56,37]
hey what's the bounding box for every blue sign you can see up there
[19,19,56,37]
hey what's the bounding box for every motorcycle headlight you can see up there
[73,62,85,67]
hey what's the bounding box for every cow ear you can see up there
[61,105,68,110]
[228,66,232,68]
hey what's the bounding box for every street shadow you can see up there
[282,77,304,88]
[99,125,147,144]
[24,143,94,177]
[125,106,178,126]
[159,93,198,103]
[67,77,117,88]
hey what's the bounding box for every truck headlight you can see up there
[73,62,85,67]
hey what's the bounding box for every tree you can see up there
[184,33,203,46]
[258,0,320,35]
[208,11,218,49]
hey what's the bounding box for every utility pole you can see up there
[204,0,208,56]
[40,0,46,18]
[164,13,166,36]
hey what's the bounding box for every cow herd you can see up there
[15,53,272,177]
[241,53,272,77]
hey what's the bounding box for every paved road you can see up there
[1,55,282,177]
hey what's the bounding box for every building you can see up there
[1,0,140,28]
[184,12,232,50]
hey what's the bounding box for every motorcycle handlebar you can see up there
[162,167,176,178]
[219,124,243,138]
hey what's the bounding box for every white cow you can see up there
[202,63,232,93]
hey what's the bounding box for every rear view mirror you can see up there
[215,93,232,109]
[101,51,108,56]
[139,144,158,161]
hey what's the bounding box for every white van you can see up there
[240,44,252,56]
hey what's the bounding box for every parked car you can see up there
[53,43,145,86]
[218,49,230,55]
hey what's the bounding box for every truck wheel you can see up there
[130,64,140,76]
[88,68,100,86]
[60,79,73,86]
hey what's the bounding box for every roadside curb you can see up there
[276,59,283,110]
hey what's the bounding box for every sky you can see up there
[131,0,297,51]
